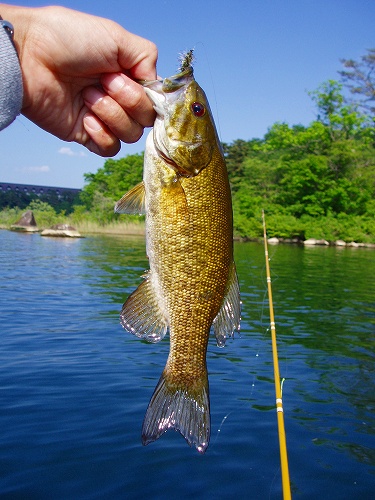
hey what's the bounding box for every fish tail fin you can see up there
[142,372,210,454]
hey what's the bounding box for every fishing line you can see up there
[194,42,222,142]
[212,219,272,446]
[269,465,283,500]
[213,411,232,447]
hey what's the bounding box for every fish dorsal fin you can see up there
[212,262,241,347]
[120,271,168,343]
[114,182,146,215]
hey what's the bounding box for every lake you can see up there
[0,229,374,499]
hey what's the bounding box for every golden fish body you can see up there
[115,59,240,453]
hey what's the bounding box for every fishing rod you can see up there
[262,210,292,500]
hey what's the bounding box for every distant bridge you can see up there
[0,182,81,197]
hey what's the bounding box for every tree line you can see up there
[223,79,374,241]
[1,50,374,242]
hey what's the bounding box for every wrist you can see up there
[0,4,33,59]
[0,5,40,112]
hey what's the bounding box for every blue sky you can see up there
[1,0,374,188]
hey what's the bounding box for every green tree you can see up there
[275,155,333,217]
[0,189,34,209]
[263,121,331,156]
[80,153,144,210]
[339,48,375,118]
[308,80,367,140]
[223,139,262,190]
[26,199,64,227]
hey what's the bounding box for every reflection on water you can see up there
[0,230,374,499]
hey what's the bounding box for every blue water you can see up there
[0,230,374,498]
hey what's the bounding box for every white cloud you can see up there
[58,147,86,157]
[22,165,50,173]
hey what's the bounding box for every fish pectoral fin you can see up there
[212,261,241,347]
[120,272,168,342]
[114,182,146,215]
[142,372,210,454]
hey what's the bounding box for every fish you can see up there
[115,51,240,453]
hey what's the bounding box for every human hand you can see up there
[1,4,157,156]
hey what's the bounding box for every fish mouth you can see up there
[137,66,193,93]
[138,66,195,117]
[161,67,193,93]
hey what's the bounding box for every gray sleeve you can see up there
[0,20,23,131]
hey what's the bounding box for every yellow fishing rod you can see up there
[262,210,292,500]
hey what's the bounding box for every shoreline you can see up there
[235,235,375,248]
[2,225,374,248]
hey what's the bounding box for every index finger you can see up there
[101,72,156,127]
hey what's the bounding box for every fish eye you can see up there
[191,101,206,117]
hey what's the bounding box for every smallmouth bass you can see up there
[115,52,240,453]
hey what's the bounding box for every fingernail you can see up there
[83,114,102,131]
[104,73,126,93]
[83,87,104,106]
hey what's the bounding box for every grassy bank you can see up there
[1,202,374,243]
[0,203,145,236]
[74,220,145,236]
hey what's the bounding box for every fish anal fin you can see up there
[213,261,241,347]
[142,372,210,454]
[120,272,168,343]
[114,182,146,215]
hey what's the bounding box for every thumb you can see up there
[115,29,158,81]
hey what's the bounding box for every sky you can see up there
[1,0,374,189]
